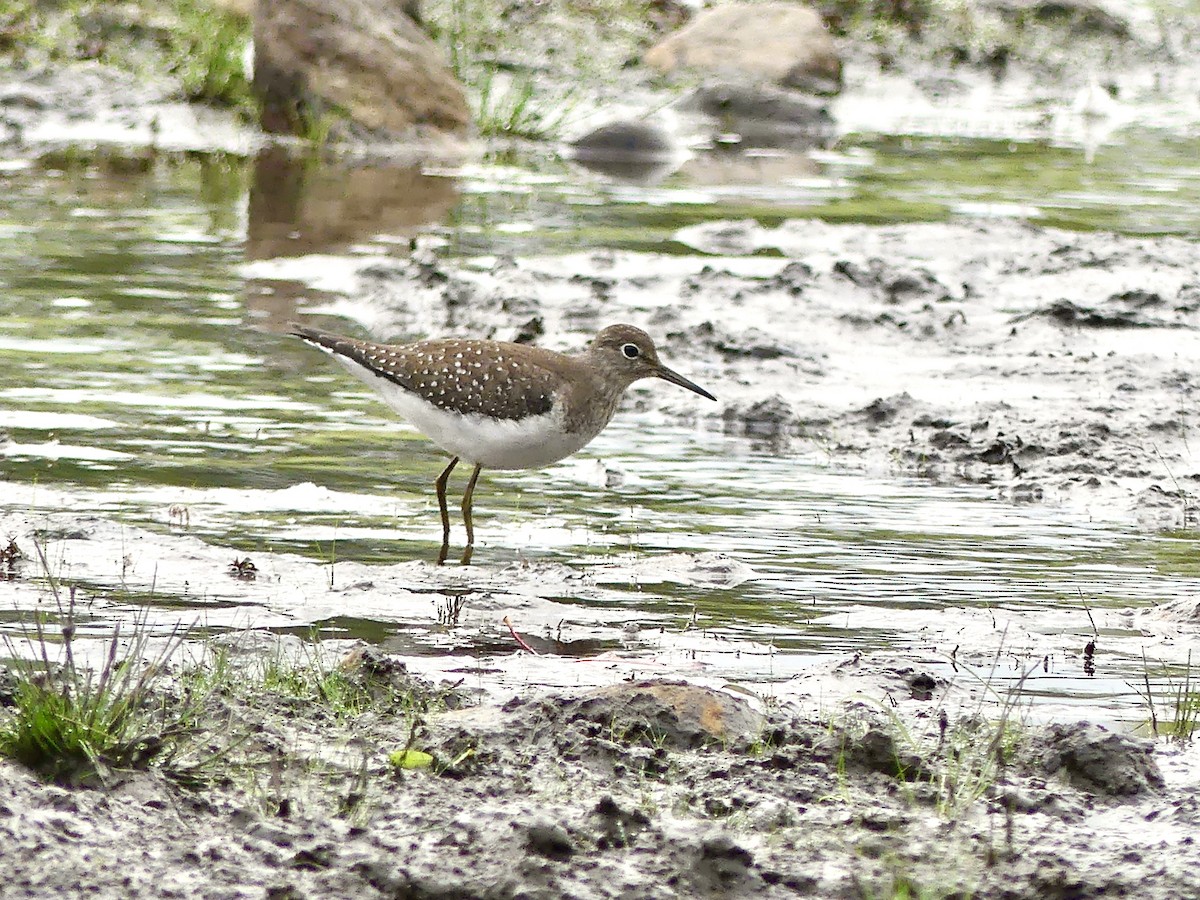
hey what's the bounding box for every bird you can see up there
[290,322,716,564]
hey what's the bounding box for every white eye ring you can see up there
[621,343,641,359]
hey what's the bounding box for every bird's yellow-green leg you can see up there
[459,463,483,565]
[435,456,459,565]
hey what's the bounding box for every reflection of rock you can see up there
[677,149,819,188]
[644,2,842,96]
[679,81,835,150]
[246,147,459,259]
[566,120,683,183]
[253,0,470,144]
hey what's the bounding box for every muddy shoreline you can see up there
[5,2,1200,898]
[7,213,1200,897]
[3,650,1197,900]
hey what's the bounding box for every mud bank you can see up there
[2,661,1196,900]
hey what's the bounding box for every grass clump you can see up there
[168,0,253,110]
[474,70,578,141]
[258,644,385,720]
[874,641,1033,828]
[0,538,453,798]
[0,0,255,113]
[425,0,654,140]
[1136,650,1200,743]
[0,582,195,784]
[927,713,1024,820]
[0,537,236,786]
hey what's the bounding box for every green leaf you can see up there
[388,749,434,770]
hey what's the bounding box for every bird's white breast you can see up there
[337,357,604,469]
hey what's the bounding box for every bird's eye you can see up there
[621,343,641,359]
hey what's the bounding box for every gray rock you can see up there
[567,120,681,182]
[569,120,675,161]
[691,831,759,892]
[524,819,575,860]
[988,0,1133,39]
[721,395,797,439]
[679,80,836,150]
[837,726,932,782]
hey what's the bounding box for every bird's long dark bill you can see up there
[655,364,716,401]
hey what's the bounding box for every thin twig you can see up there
[1077,590,1099,637]
[1143,649,1158,738]
[502,616,537,655]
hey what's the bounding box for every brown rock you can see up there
[572,681,766,748]
[253,0,470,144]
[643,2,841,94]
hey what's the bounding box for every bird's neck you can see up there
[558,353,630,437]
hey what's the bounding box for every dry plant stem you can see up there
[1143,649,1158,738]
[1078,592,1099,638]
[1183,649,1194,738]
[32,538,69,674]
[503,616,537,654]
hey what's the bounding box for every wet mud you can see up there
[3,659,1198,900]
[5,4,1200,898]
[259,217,1200,531]
[9,212,1200,895]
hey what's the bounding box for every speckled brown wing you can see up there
[292,326,558,421]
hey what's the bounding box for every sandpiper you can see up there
[291,323,715,564]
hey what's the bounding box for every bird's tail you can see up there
[289,322,347,352]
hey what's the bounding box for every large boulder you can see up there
[643,2,842,95]
[253,0,470,145]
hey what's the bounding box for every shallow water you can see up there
[2,130,1199,724]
